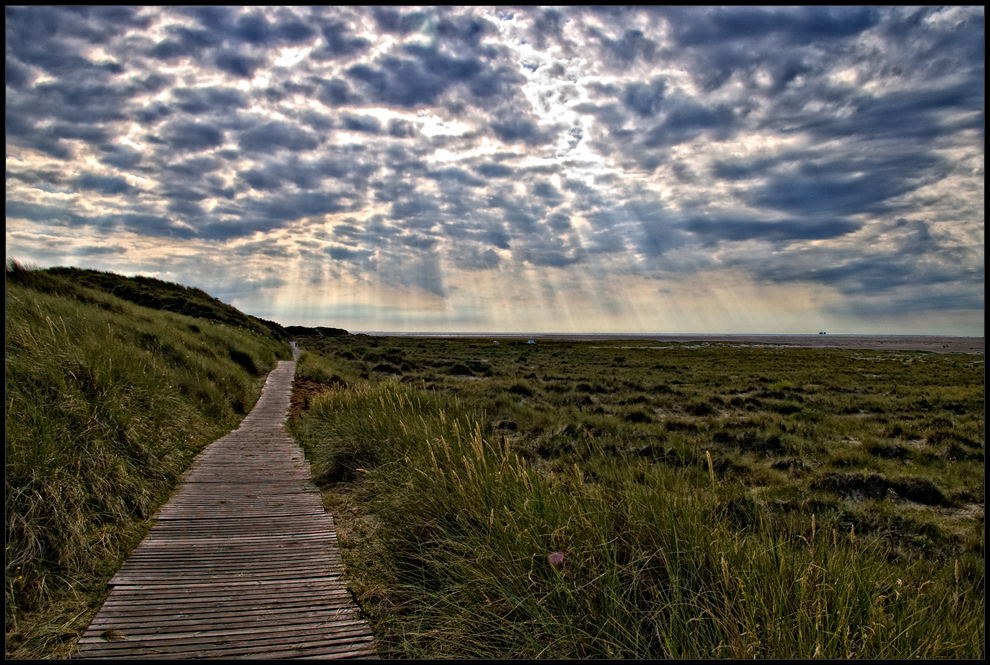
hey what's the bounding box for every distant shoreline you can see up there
[354,332,985,354]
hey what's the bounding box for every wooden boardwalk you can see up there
[74,353,376,659]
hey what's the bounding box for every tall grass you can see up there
[5,270,290,656]
[294,349,358,389]
[291,374,984,658]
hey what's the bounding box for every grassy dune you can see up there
[5,262,291,658]
[290,335,984,658]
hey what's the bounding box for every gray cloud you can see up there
[669,6,881,47]
[491,114,555,146]
[98,145,143,170]
[622,78,667,118]
[76,173,132,196]
[4,6,983,333]
[346,50,480,108]
[73,244,129,257]
[172,86,249,115]
[161,120,225,151]
[237,120,320,154]
[313,21,372,60]
[113,212,196,239]
[685,216,862,245]
[588,26,658,67]
[341,114,382,134]
[372,8,427,36]
[232,11,318,46]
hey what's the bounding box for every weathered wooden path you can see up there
[74,350,376,659]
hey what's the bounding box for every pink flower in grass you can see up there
[548,551,565,567]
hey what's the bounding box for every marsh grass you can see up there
[291,335,984,658]
[5,266,290,657]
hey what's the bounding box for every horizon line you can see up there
[346,331,984,339]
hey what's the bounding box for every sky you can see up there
[5,6,985,335]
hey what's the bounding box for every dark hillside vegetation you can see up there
[10,263,289,341]
[285,324,351,338]
[5,261,292,658]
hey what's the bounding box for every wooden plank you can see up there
[78,639,375,657]
[81,617,371,640]
[101,576,353,595]
[88,594,358,615]
[92,595,356,612]
[91,586,354,607]
[74,358,375,660]
[111,559,340,573]
[77,624,375,652]
[77,619,372,646]
[85,604,361,627]
[74,633,376,659]
[88,599,359,618]
[106,579,348,594]
[119,549,335,564]
[74,637,376,660]
[86,605,362,626]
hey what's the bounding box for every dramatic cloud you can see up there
[6,6,984,334]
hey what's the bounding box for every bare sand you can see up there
[484,334,985,354]
[639,335,984,354]
[378,332,984,354]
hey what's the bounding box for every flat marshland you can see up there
[290,334,984,659]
